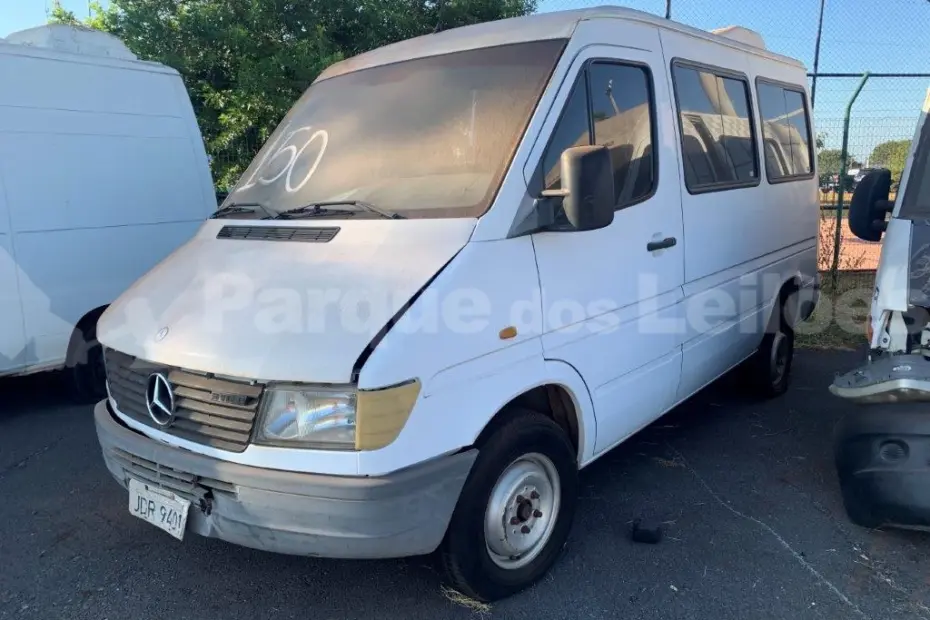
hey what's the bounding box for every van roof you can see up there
[316,6,804,83]
[3,24,137,60]
[0,24,177,75]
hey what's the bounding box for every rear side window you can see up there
[756,81,814,181]
[541,61,657,209]
[671,63,758,193]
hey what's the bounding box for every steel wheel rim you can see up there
[770,331,789,386]
[484,452,561,570]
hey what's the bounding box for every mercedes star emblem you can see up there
[146,372,176,426]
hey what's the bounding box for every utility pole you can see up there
[810,0,826,108]
[665,0,672,19]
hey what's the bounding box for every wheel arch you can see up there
[762,273,803,336]
[65,304,108,367]
[472,359,596,466]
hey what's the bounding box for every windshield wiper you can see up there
[275,201,405,220]
[273,205,356,220]
[210,201,274,219]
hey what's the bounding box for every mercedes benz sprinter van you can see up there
[92,8,819,600]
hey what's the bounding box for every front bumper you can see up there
[830,354,930,403]
[95,400,476,558]
[835,404,930,529]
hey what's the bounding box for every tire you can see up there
[744,296,794,398]
[66,321,107,404]
[847,168,891,242]
[440,410,578,602]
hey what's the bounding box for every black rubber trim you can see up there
[217,226,339,242]
[350,249,465,382]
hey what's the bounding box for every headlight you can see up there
[255,379,421,451]
[256,386,357,449]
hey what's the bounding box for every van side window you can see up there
[542,74,591,191]
[587,62,656,206]
[672,63,758,192]
[757,81,813,181]
[541,62,657,209]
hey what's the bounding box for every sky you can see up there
[2,0,929,160]
[539,0,930,160]
[1,0,104,34]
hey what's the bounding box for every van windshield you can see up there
[226,40,566,219]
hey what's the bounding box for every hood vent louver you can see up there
[217,225,340,243]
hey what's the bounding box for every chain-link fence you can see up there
[814,86,923,273]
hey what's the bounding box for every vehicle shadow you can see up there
[0,370,79,418]
[162,370,796,615]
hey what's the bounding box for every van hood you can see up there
[98,218,476,384]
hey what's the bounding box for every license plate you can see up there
[128,478,191,541]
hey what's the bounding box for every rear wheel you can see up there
[744,296,795,398]
[440,410,577,601]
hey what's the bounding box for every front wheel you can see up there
[440,410,578,601]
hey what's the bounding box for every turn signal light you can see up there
[355,379,421,451]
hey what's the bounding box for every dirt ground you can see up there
[819,214,882,271]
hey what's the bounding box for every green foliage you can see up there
[52,0,537,190]
[49,1,110,30]
[817,148,861,188]
[870,139,911,185]
[817,148,840,177]
[48,1,80,25]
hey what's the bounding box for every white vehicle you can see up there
[830,89,930,529]
[0,25,214,399]
[831,87,930,405]
[93,8,819,600]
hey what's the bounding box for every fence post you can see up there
[810,0,826,108]
[831,71,870,287]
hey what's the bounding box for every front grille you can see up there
[104,348,263,453]
[109,448,237,502]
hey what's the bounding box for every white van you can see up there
[92,8,819,600]
[0,25,214,399]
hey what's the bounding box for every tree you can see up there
[48,1,79,25]
[51,0,537,190]
[870,139,911,185]
[817,148,861,188]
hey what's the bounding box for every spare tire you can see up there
[848,168,892,242]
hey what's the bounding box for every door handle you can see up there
[647,237,677,252]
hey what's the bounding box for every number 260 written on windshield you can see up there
[237,122,330,195]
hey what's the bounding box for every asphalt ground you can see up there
[2,348,930,619]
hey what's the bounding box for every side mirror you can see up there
[541,145,615,231]
[848,168,893,242]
